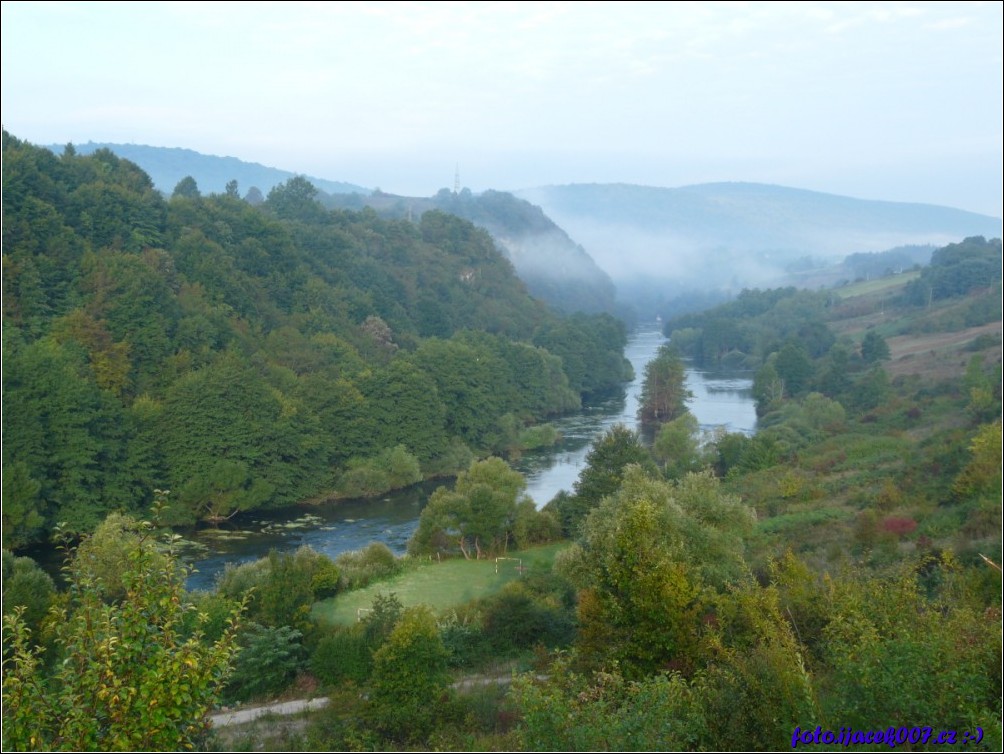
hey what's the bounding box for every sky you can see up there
[2,1,1002,216]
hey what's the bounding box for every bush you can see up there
[481,582,575,653]
[310,626,373,685]
[223,623,305,704]
[217,547,339,629]
[335,542,402,591]
[1,551,55,637]
[438,608,491,668]
[336,446,422,498]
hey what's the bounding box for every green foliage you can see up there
[701,581,819,750]
[512,498,562,548]
[904,236,1003,304]
[310,624,373,685]
[409,457,531,559]
[2,132,632,545]
[70,512,171,601]
[849,366,891,412]
[512,660,708,751]
[0,462,45,550]
[860,329,890,362]
[653,410,706,478]
[638,344,692,425]
[2,335,139,540]
[480,578,575,652]
[264,175,326,223]
[565,467,753,677]
[1,511,243,751]
[367,605,452,743]
[215,546,337,630]
[532,312,633,396]
[223,623,305,704]
[171,176,201,199]
[334,542,402,591]
[820,561,1001,737]
[667,287,834,368]
[1,550,56,639]
[774,340,814,397]
[547,424,658,536]
[953,420,1002,501]
[361,592,404,647]
[964,355,1003,423]
[336,445,422,498]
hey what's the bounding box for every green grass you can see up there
[756,506,853,535]
[835,270,919,299]
[312,542,569,626]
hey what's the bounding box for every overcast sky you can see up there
[2,1,1001,216]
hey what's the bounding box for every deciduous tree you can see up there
[1,505,243,751]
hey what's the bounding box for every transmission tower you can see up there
[454,163,460,195]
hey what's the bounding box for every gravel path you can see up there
[210,697,330,727]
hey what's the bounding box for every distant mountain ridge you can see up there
[47,142,369,197]
[516,181,1002,287]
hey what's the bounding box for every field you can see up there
[312,542,568,626]
[834,269,921,299]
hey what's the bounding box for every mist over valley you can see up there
[50,141,1002,320]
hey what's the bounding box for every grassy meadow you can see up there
[313,542,568,626]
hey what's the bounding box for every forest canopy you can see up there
[1,131,631,547]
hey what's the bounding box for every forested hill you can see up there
[48,143,618,316]
[46,141,369,197]
[2,131,632,549]
[327,188,618,315]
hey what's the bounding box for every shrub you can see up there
[310,626,373,685]
[881,516,918,537]
[223,623,305,704]
[335,542,401,591]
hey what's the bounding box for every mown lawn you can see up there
[312,542,569,626]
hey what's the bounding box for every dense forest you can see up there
[1,131,632,548]
[2,131,1000,752]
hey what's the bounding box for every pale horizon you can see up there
[3,1,1001,217]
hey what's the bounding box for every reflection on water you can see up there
[512,326,756,507]
[184,324,756,590]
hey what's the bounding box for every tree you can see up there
[860,330,890,363]
[1,506,243,751]
[244,185,264,205]
[171,176,201,199]
[560,467,753,677]
[408,457,530,558]
[638,345,691,425]
[546,424,658,536]
[773,340,813,397]
[265,176,325,222]
[653,411,705,479]
[224,179,240,198]
[367,605,451,743]
[1,550,55,639]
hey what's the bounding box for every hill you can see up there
[47,141,369,197]
[327,188,618,315]
[51,143,616,315]
[517,182,1002,312]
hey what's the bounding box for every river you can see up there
[182,324,756,590]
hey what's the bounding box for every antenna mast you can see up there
[454,163,460,194]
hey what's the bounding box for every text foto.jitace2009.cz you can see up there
[791,725,984,748]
